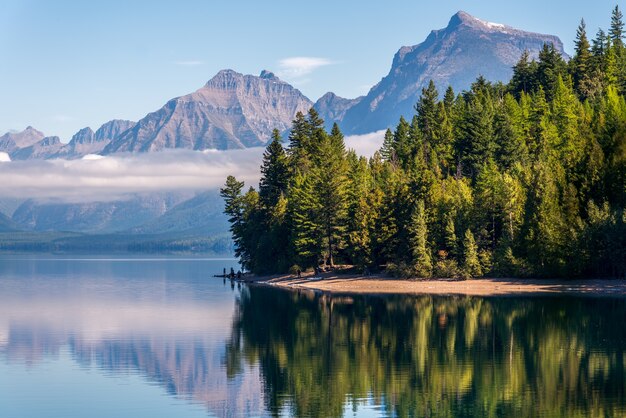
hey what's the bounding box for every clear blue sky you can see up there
[0,0,621,141]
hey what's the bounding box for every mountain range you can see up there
[1,11,565,160]
[0,11,568,251]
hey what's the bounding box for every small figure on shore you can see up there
[230,267,235,280]
[237,270,242,280]
[314,266,319,276]
[297,268,301,279]
[223,267,226,277]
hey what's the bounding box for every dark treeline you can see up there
[222,7,626,278]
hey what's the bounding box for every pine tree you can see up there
[537,43,567,100]
[416,80,440,147]
[444,214,458,257]
[572,19,592,97]
[259,129,289,209]
[610,5,624,51]
[521,158,567,276]
[345,153,374,269]
[221,176,249,267]
[392,116,412,167]
[510,50,538,97]
[456,89,495,177]
[604,35,619,88]
[409,200,432,277]
[380,128,395,162]
[313,123,348,267]
[494,93,528,168]
[462,228,482,278]
[443,86,455,112]
[288,111,311,174]
[289,173,323,267]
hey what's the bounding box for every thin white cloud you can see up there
[0,135,383,204]
[277,56,333,79]
[0,148,264,203]
[174,60,204,66]
[345,130,386,158]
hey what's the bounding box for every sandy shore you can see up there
[248,271,626,297]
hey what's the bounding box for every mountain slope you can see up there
[0,127,45,154]
[313,92,362,131]
[104,70,313,153]
[11,193,193,233]
[339,11,567,134]
[11,136,64,160]
[129,191,228,236]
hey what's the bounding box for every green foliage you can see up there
[223,9,626,277]
[409,200,432,278]
[462,229,482,278]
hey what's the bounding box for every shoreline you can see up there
[247,272,626,297]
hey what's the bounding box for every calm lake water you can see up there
[0,256,624,417]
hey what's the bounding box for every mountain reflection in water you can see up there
[0,257,625,417]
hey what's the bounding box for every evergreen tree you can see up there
[572,19,592,97]
[345,153,374,269]
[392,116,411,166]
[289,172,323,268]
[288,111,311,174]
[220,176,249,267]
[416,80,440,148]
[380,128,395,162]
[610,5,624,51]
[313,123,348,267]
[537,43,567,100]
[221,6,626,278]
[462,228,482,278]
[259,129,289,209]
[444,214,458,257]
[409,200,432,277]
[510,50,538,97]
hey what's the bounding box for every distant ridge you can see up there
[103,69,313,153]
[3,11,567,157]
[325,10,567,134]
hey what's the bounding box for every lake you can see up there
[0,256,624,417]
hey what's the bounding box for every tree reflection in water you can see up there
[227,285,626,417]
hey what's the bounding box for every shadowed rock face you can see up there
[53,120,136,159]
[313,92,362,132]
[338,10,567,134]
[103,70,313,153]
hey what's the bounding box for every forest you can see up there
[222,7,626,278]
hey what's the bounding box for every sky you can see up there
[0,0,622,141]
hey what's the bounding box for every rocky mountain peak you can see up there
[69,127,95,145]
[259,70,279,81]
[94,120,135,142]
[103,69,313,153]
[0,126,46,153]
[205,69,242,88]
[40,136,61,146]
[337,11,567,134]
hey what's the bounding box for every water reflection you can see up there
[0,257,265,418]
[1,257,625,417]
[227,286,626,417]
